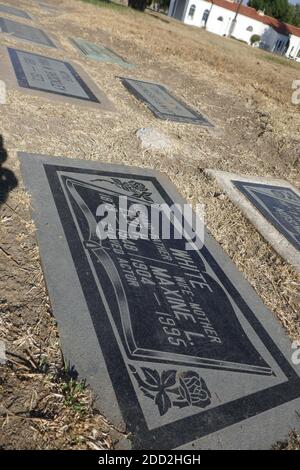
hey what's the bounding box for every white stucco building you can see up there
[168,0,300,61]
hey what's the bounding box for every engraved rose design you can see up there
[120,181,146,193]
[92,177,153,202]
[177,371,211,407]
[129,366,211,416]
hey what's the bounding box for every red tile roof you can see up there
[206,0,300,37]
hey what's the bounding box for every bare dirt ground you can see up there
[0,0,300,449]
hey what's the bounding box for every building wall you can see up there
[168,0,300,60]
[168,0,177,17]
[183,0,211,27]
[168,0,189,20]
[181,1,266,43]
[170,0,189,21]
[260,27,290,53]
[205,4,233,36]
[286,34,300,61]
[230,14,266,44]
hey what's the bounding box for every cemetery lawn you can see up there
[1,0,300,450]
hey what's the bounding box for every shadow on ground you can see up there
[0,135,18,205]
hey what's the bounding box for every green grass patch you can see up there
[62,377,89,416]
[259,52,300,69]
[79,0,130,12]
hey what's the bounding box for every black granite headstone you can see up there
[7,48,100,102]
[19,154,300,449]
[39,2,61,15]
[0,17,56,47]
[233,181,300,252]
[70,37,134,68]
[0,4,31,19]
[121,77,213,126]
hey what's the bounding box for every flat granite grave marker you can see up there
[0,46,115,110]
[233,181,300,251]
[0,17,56,48]
[39,2,61,15]
[0,4,32,20]
[206,170,300,272]
[120,77,213,126]
[19,153,300,449]
[70,37,134,69]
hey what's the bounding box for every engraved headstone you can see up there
[3,47,113,108]
[19,154,300,449]
[0,4,32,19]
[206,170,300,272]
[0,47,114,110]
[233,181,300,252]
[121,77,213,126]
[70,37,134,68]
[39,2,61,15]
[0,17,56,47]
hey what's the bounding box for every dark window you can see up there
[202,9,210,23]
[188,4,196,19]
[217,16,223,21]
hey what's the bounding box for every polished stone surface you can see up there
[121,77,213,126]
[233,181,300,253]
[0,17,55,47]
[8,48,100,102]
[70,37,133,68]
[0,4,32,19]
[19,153,300,449]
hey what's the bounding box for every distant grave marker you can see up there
[233,181,300,252]
[0,47,115,110]
[39,2,61,16]
[0,4,32,20]
[70,37,134,68]
[121,77,213,126]
[206,170,300,272]
[19,153,300,449]
[0,17,56,48]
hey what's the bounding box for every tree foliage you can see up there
[289,4,300,27]
[250,34,261,44]
[128,0,147,11]
[248,0,300,26]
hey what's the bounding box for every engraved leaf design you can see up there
[154,390,172,416]
[142,193,154,203]
[161,370,176,388]
[128,365,158,393]
[130,367,212,416]
[91,177,154,202]
[142,368,161,387]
